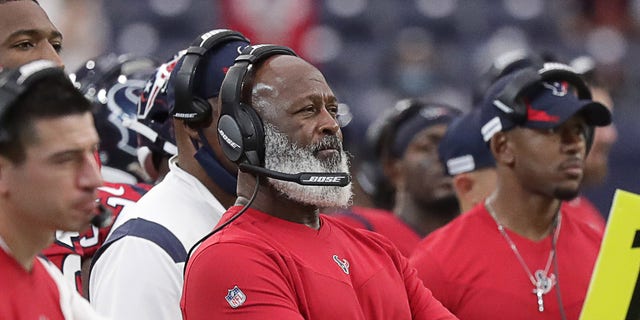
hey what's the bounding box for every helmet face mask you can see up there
[131,51,184,180]
[71,54,160,184]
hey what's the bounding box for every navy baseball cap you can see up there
[169,39,249,101]
[439,108,495,176]
[387,101,462,158]
[480,70,612,142]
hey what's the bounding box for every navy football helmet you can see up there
[70,53,159,184]
[128,51,184,180]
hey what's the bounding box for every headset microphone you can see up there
[238,163,351,187]
[91,203,114,228]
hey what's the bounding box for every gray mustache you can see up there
[312,135,342,153]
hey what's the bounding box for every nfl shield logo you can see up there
[225,286,247,308]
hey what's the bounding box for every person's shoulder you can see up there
[199,209,276,250]
[322,214,399,250]
[562,196,606,235]
[560,202,605,241]
[350,207,403,226]
[348,206,394,218]
[416,203,487,250]
[188,222,279,273]
[327,206,394,231]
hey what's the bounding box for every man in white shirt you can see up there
[89,29,250,319]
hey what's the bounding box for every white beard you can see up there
[263,123,353,208]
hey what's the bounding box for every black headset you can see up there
[492,62,596,152]
[0,60,66,142]
[218,44,298,167]
[172,29,250,126]
[492,62,592,125]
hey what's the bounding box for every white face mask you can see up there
[263,123,352,208]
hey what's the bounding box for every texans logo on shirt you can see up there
[333,255,350,275]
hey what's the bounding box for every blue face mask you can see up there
[193,130,238,196]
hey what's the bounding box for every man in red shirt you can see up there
[43,53,157,297]
[0,61,106,319]
[0,0,153,299]
[181,44,456,319]
[410,62,612,319]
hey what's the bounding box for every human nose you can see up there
[318,107,340,136]
[79,151,103,190]
[40,42,64,68]
[560,126,586,155]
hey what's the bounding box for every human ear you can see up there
[453,174,473,196]
[490,132,514,166]
[182,120,201,141]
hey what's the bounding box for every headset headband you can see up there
[217,44,297,165]
[172,29,249,121]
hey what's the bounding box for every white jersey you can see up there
[89,156,226,319]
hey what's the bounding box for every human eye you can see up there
[575,123,588,138]
[13,40,35,51]
[297,105,316,116]
[539,127,558,135]
[326,104,339,117]
[51,41,63,53]
[51,153,79,165]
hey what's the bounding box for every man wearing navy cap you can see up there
[88,30,250,320]
[410,62,611,319]
[438,108,496,213]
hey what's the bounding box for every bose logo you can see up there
[218,128,241,149]
[173,112,197,119]
[302,176,345,183]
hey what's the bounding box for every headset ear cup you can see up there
[188,96,212,127]
[217,114,244,163]
[236,103,264,166]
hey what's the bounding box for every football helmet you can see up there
[128,51,185,180]
[70,53,159,183]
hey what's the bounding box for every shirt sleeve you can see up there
[89,237,183,320]
[181,242,304,320]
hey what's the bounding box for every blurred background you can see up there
[42,0,640,218]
